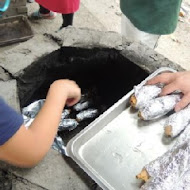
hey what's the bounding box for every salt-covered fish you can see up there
[164,105,190,138]
[137,126,190,188]
[138,94,181,120]
[76,108,99,122]
[140,142,190,190]
[52,135,66,155]
[73,100,93,111]
[130,85,162,109]
[60,109,70,120]
[23,115,34,128]
[173,169,190,190]
[58,119,79,131]
[22,99,45,118]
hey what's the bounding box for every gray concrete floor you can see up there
[24,0,190,70]
[0,1,190,189]
[1,0,190,70]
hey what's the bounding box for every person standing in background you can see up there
[31,0,80,29]
[120,0,182,48]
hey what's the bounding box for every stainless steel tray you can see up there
[66,67,178,190]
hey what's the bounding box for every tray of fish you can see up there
[65,67,189,190]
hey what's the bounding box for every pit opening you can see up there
[17,47,148,143]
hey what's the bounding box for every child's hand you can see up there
[147,71,190,111]
[0,79,81,168]
[49,79,81,107]
[63,80,81,106]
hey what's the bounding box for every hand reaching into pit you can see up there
[48,79,81,107]
[0,79,81,168]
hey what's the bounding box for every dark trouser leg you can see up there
[62,13,74,27]
[39,5,50,14]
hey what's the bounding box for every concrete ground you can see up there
[25,0,190,70]
[0,0,190,190]
[1,0,190,70]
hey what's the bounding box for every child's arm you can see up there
[0,79,81,167]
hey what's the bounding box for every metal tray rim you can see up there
[66,67,177,190]
[66,90,134,190]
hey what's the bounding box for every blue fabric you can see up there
[0,98,23,145]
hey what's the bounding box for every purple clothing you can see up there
[0,98,23,145]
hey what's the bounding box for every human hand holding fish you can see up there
[147,71,190,112]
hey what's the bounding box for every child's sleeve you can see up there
[0,98,24,146]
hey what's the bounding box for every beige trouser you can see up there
[121,14,160,49]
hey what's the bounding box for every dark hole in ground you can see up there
[17,47,148,189]
[18,47,148,143]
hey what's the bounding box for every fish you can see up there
[164,105,190,137]
[76,108,99,122]
[58,119,79,131]
[73,100,93,112]
[22,99,45,118]
[130,85,162,109]
[138,94,181,120]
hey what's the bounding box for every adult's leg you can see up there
[39,5,50,14]
[62,13,74,28]
[121,14,160,49]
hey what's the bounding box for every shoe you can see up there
[58,24,72,31]
[30,11,57,20]
[55,25,64,33]
[59,25,64,30]
[27,0,35,3]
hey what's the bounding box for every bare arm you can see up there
[0,79,81,167]
[147,71,190,111]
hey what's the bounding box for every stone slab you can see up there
[0,80,21,112]
[12,179,46,190]
[0,67,11,81]
[121,41,185,74]
[0,35,60,77]
[10,149,92,190]
[48,27,122,50]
